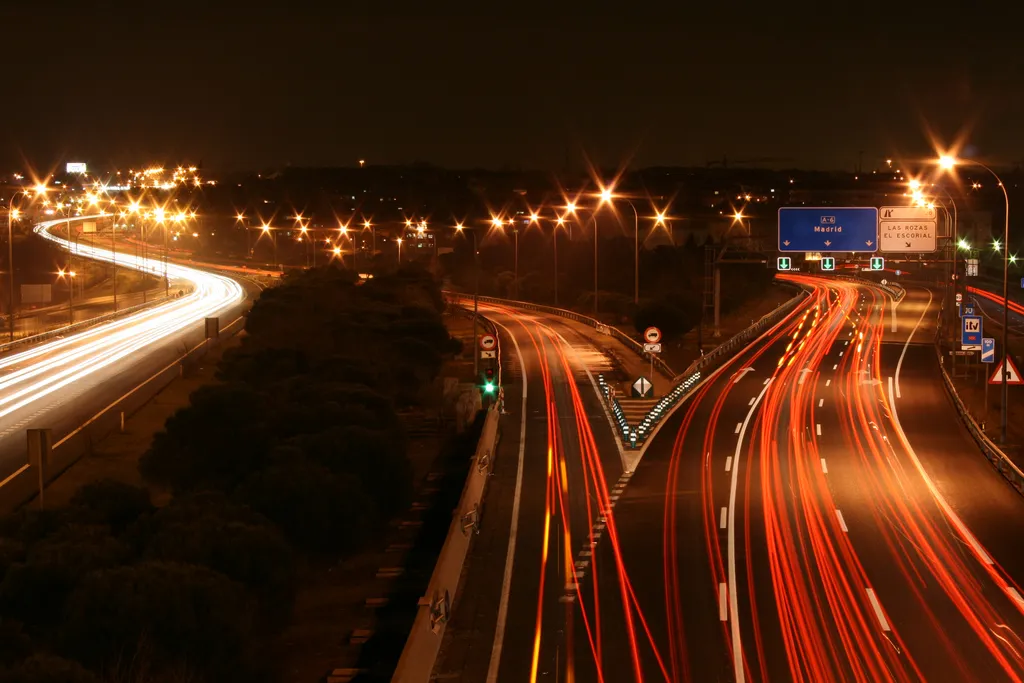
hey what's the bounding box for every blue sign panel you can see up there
[962,315,982,346]
[982,337,995,363]
[778,207,879,253]
[961,304,975,317]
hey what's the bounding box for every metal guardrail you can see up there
[932,296,1024,495]
[391,405,500,683]
[0,310,248,514]
[443,293,675,379]
[448,283,810,448]
[0,287,192,358]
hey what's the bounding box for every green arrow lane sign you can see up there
[821,257,835,271]
[777,257,791,271]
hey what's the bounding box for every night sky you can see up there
[4,4,1023,173]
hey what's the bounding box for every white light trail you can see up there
[0,216,246,421]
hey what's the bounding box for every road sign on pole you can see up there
[869,256,884,270]
[990,356,1024,385]
[643,342,662,353]
[821,257,835,271]
[962,315,982,346]
[956,293,963,303]
[632,376,653,398]
[777,256,791,271]
[778,207,878,253]
[878,206,937,252]
[643,327,662,343]
[982,338,995,363]
[961,304,975,317]
[479,334,497,351]
[966,259,979,277]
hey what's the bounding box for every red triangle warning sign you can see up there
[990,356,1024,385]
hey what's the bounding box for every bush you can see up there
[235,453,375,555]
[69,480,153,535]
[293,425,412,519]
[143,502,295,625]
[59,562,254,678]
[0,654,101,683]
[0,526,130,635]
[140,383,272,494]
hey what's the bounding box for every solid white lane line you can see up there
[826,379,831,387]
[725,456,733,472]
[720,507,728,529]
[727,378,773,683]
[735,422,742,434]
[819,398,824,407]
[895,287,933,399]
[816,423,822,436]
[821,459,828,474]
[891,298,899,333]
[865,588,891,631]
[887,376,994,565]
[486,322,529,683]
[836,509,849,532]
[719,583,728,621]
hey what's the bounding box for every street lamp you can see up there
[456,222,481,377]
[6,200,23,342]
[553,216,567,306]
[491,215,519,299]
[597,185,641,304]
[260,223,278,266]
[939,153,1011,443]
[396,236,403,263]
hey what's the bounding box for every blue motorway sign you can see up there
[962,315,982,347]
[961,304,975,317]
[778,207,879,253]
[982,337,995,363]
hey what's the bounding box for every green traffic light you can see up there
[484,382,495,394]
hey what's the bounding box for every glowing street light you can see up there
[938,151,1011,442]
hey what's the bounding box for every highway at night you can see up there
[439,276,1024,683]
[0,216,246,481]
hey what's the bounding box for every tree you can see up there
[292,425,411,519]
[0,526,130,635]
[0,654,101,683]
[140,383,273,493]
[143,501,295,625]
[234,452,376,555]
[69,480,153,535]
[60,562,254,679]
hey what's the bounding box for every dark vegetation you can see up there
[0,264,458,682]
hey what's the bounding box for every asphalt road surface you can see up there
[0,217,249,481]
[444,275,1024,682]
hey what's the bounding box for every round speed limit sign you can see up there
[644,327,662,344]
[479,334,497,351]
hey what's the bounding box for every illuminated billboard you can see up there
[66,162,87,174]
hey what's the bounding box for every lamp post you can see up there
[456,223,480,377]
[553,216,566,306]
[397,237,403,263]
[940,154,1010,443]
[6,196,24,342]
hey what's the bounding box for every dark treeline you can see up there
[0,264,459,682]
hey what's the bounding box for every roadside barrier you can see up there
[446,284,809,448]
[391,404,500,683]
[932,296,1024,495]
[0,287,193,358]
[0,308,248,513]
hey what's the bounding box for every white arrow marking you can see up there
[866,240,874,246]
[783,240,790,246]
[824,240,832,247]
